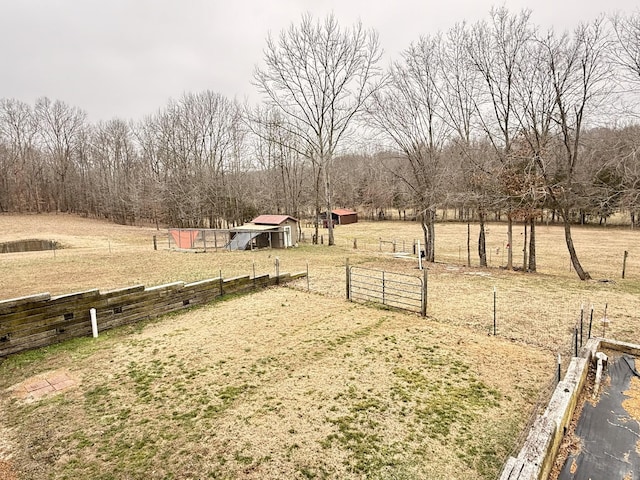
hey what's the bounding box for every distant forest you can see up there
[1,9,639,277]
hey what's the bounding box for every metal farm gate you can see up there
[347,266,427,316]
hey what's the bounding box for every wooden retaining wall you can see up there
[0,272,305,358]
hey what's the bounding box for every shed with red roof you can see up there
[331,208,358,225]
[228,214,299,250]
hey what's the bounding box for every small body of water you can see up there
[0,239,59,253]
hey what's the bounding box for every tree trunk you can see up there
[428,209,435,262]
[522,220,528,272]
[562,208,591,280]
[313,167,321,244]
[528,217,536,272]
[421,209,436,263]
[324,167,334,246]
[478,211,487,267]
[506,213,513,270]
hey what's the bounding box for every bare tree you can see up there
[34,97,87,212]
[251,107,307,221]
[141,91,243,227]
[90,119,140,223]
[510,31,559,272]
[253,13,383,246]
[611,11,640,83]
[536,20,612,280]
[439,23,490,266]
[467,8,533,270]
[367,34,452,262]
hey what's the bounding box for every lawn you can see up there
[0,213,638,479]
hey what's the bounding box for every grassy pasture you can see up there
[0,213,639,479]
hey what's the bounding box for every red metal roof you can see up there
[251,215,298,225]
[332,208,357,216]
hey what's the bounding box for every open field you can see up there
[1,213,639,479]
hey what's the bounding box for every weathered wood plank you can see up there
[0,292,51,313]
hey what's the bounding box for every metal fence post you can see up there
[346,258,350,300]
[493,286,497,336]
[421,268,427,317]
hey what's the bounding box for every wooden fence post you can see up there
[622,250,628,279]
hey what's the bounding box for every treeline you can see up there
[0,94,402,227]
[0,8,639,278]
[0,95,637,227]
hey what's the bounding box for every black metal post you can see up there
[346,258,350,300]
[493,287,497,336]
[580,306,584,347]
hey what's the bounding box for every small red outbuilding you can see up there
[331,208,358,225]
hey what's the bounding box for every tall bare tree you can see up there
[439,23,490,266]
[467,8,533,270]
[368,34,452,262]
[34,97,87,212]
[536,20,612,280]
[510,31,559,272]
[253,13,383,245]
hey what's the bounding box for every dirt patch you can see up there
[0,460,18,480]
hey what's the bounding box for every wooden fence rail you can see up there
[0,271,305,357]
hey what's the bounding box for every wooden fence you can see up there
[0,271,305,358]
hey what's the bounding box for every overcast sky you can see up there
[1,0,637,123]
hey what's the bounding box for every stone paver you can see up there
[7,370,77,402]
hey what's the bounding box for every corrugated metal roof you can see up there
[251,215,298,225]
[232,224,279,232]
[332,208,357,216]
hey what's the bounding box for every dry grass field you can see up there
[0,213,639,479]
